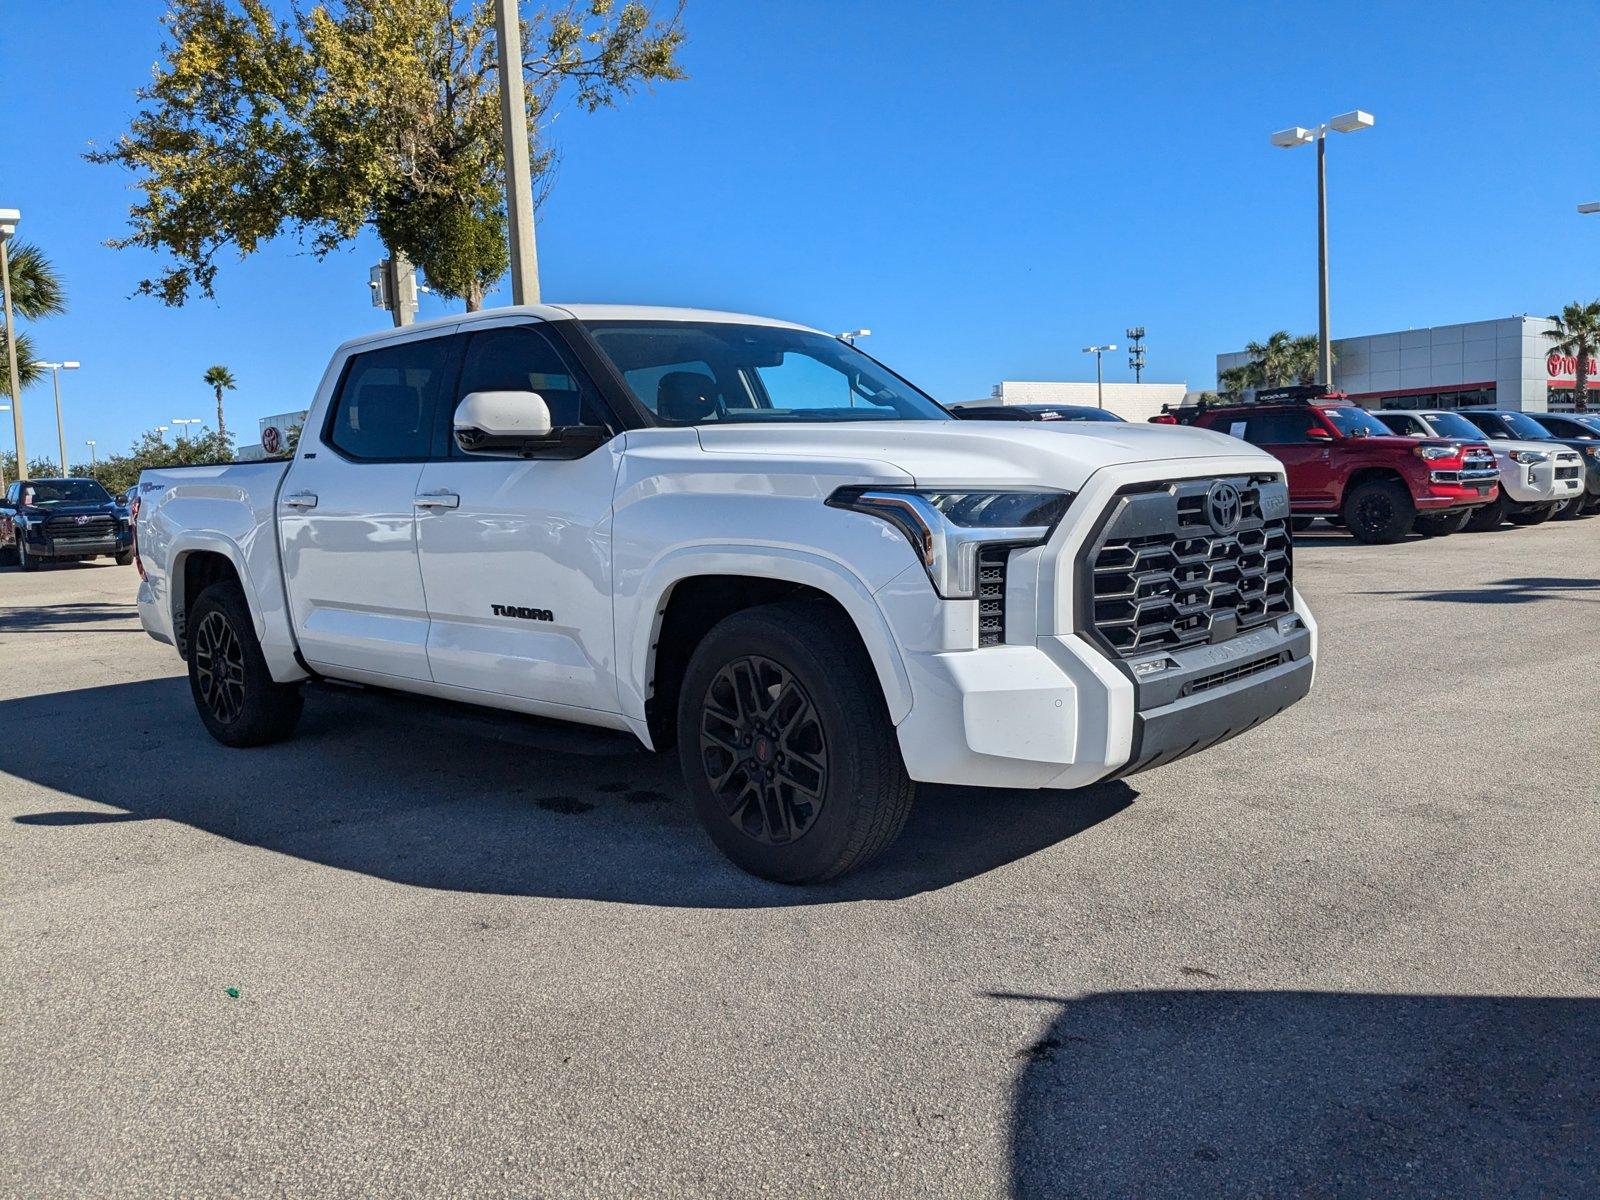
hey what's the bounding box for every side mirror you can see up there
[453,391,609,459]
[1306,426,1333,441]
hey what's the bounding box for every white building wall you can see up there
[975,380,1189,424]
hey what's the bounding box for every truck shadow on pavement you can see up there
[0,600,144,632]
[1358,575,1600,606]
[3,677,1135,907]
[1001,988,1598,1199]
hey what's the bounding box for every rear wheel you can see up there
[1464,490,1508,532]
[677,597,915,883]
[186,581,303,747]
[1508,502,1558,526]
[1342,479,1416,544]
[1415,510,1471,537]
[0,541,16,567]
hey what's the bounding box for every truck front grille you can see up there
[45,514,116,542]
[1085,476,1293,658]
[976,545,1008,647]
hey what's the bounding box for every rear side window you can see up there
[1241,410,1317,445]
[327,338,453,461]
[1381,413,1426,436]
[453,325,612,450]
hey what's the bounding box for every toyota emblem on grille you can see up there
[1205,481,1242,534]
[74,514,91,525]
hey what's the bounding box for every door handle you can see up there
[283,491,318,509]
[413,491,460,509]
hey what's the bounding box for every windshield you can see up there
[583,321,952,425]
[1499,410,1554,440]
[1323,406,1393,438]
[1421,412,1487,441]
[18,479,111,506]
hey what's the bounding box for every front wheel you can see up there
[1464,490,1508,532]
[17,538,39,571]
[186,581,303,747]
[677,597,915,883]
[1415,510,1472,537]
[114,549,135,565]
[1342,479,1416,544]
[1555,497,1588,521]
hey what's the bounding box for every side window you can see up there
[624,359,717,416]
[450,325,612,457]
[1383,413,1424,436]
[327,338,452,461]
[1244,410,1316,445]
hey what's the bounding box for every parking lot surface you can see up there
[3,526,1597,1198]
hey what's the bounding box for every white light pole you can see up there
[494,0,540,305]
[85,439,96,466]
[837,329,871,345]
[172,417,201,443]
[1271,110,1375,388]
[1082,344,1117,409]
[0,208,24,484]
[39,360,79,476]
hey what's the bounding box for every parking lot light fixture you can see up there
[0,207,25,484]
[1272,110,1376,387]
[86,438,97,466]
[39,360,80,478]
[837,329,871,345]
[1580,202,1600,215]
[172,417,201,443]
[1082,343,1118,409]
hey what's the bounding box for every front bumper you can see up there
[1415,472,1499,511]
[21,530,131,558]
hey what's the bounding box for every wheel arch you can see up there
[625,548,915,751]
[171,540,250,658]
[1342,465,1413,504]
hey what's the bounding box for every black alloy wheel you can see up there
[192,609,247,726]
[699,654,828,846]
[1342,479,1414,544]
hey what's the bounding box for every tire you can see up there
[1555,496,1588,521]
[1464,490,1508,532]
[114,549,135,565]
[1415,510,1471,537]
[17,537,39,571]
[0,541,15,567]
[676,597,915,883]
[1291,517,1315,532]
[186,581,303,748]
[1341,478,1416,544]
[1508,503,1558,527]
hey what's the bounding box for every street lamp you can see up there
[0,207,24,485]
[172,417,201,442]
[155,425,169,443]
[837,329,871,345]
[85,439,96,466]
[1270,109,1375,387]
[1082,343,1117,409]
[38,360,80,476]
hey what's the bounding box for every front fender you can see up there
[619,544,916,740]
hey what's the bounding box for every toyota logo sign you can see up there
[261,425,283,455]
[1206,481,1243,534]
[74,514,91,525]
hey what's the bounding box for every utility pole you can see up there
[85,439,96,466]
[369,254,420,327]
[41,361,79,476]
[0,208,26,483]
[495,0,541,305]
[1126,327,1146,383]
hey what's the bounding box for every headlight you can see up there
[826,487,1073,598]
[1508,450,1549,465]
[1413,444,1457,461]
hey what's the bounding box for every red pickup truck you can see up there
[1161,391,1500,543]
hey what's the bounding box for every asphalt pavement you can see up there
[2,522,1597,1198]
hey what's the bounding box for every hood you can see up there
[1481,438,1573,458]
[23,500,117,516]
[691,420,1273,491]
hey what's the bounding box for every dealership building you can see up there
[959,380,1190,423]
[1217,316,1590,412]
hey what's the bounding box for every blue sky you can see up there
[1,1,1594,457]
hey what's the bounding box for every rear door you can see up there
[413,319,626,714]
[279,331,459,682]
[1208,408,1333,506]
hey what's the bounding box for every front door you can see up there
[415,320,624,715]
[279,330,458,682]
[1240,409,1334,507]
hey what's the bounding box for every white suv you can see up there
[1377,408,1583,530]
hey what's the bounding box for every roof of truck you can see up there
[332,304,820,356]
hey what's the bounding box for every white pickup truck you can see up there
[134,306,1316,881]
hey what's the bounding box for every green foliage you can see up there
[1221,331,1329,393]
[1544,300,1600,411]
[0,329,46,399]
[28,426,237,497]
[204,363,237,443]
[2,243,67,320]
[90,0,686,308]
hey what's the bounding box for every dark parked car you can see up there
[0,477,133,571]
[1460,409,1600,517]
[954,403,1126,422]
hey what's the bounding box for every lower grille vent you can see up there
[977,546,1008,647]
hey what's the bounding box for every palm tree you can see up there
[0,330,45,398]
[204,365,236,444]
[1225,331,1335,393]
[2,243,66,320]
[1544,301,1600,412]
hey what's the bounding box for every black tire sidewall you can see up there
[676,602,907,883]
[1343,480,1414,544]
[186,581,302,747]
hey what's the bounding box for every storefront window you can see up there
[1374,385,1494,411]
